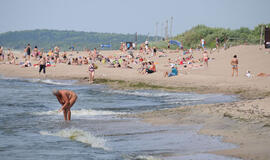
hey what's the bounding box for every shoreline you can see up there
[1,73,270,159]
[1,45,270,159]
[2,70,269,100]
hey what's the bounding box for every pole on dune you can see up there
[135,32,137,42]
[155,22,159,41]
[260,24,264,48]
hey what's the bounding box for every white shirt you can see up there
[201,39,205,44]
[145,41,149,45]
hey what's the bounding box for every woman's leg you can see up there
[67,109,71,121]
[91,71,95,82]
[67,96,77,120]
[164,71,168,77]
[63,109,68,121]
[89,72,92,83]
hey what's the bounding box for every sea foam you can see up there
[33,109,125,116]
[29,79,76,85]
[124,155,163,160]
[40,128,109,150]
[105,90,173,97]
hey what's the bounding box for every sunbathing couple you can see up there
[139,61,156,74]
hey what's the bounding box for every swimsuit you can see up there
[146,69,154,73]
[89,65,95,72]
[232,65,237,68]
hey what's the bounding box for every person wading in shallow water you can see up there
[53,90,77,121]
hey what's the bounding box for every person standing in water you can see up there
[231,55,239,77]
[53,90,77,121]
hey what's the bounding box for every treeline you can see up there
[0,29,154,51]
[1,23,268,51]
[173,24,270,49]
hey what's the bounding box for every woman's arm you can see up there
[58,93,70,112]
[56,96,64,105]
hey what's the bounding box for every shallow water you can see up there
[0,77,241,160]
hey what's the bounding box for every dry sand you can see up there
[1,45,270,160]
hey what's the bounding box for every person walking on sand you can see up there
[38,57,47,78]
[203,51,209,67]
[26,44,31,61]
[53,90,77,121]
[231,55,239,77]
[88,62,95,83]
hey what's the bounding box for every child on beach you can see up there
[245,70,250,78]
[203,51,209,67]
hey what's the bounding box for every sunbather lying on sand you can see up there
[257,73,270,77]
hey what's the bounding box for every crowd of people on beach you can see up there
[0,39,229,82]
[1,39,269,83]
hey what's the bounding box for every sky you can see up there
[0,0,269,36]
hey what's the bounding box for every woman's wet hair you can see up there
[233,55,237,58]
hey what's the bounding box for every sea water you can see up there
[0,76,242,160]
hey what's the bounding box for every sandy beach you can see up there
[1,45,270,160]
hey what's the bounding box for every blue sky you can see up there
[0,0,269,36]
